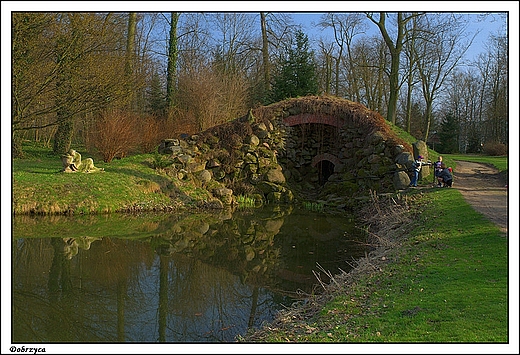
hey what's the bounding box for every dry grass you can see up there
[243,190,418,341]
[253,95,413,152]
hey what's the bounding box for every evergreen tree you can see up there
[146,70,167,118]
[438,112,459,153]
[270,30,319,102]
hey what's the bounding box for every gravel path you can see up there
[453,160,508,234]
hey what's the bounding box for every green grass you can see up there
[236,195,257,207]
[250,188,508,343]
[11,142,211,214]
[13,212,171,239]
[387,121,418,146]
[445,154,508,173]
[347,188,507,342]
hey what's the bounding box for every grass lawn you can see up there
[445,153,508,176]
[11,142,213,214]
[245,186,512,345]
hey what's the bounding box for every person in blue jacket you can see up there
[437,162,453,187]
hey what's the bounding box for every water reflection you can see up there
[12,206,368,343]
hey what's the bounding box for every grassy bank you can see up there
[242,183,510,343]
[11,142,213,214]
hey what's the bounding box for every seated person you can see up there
[437,163,453,187]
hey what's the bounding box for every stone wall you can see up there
[158,96,427,209]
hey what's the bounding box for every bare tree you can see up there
[366,12,423,124]
[257,12,295,104]
[402,14,421,133]
[12,13,130,154]
[260,12,270,95]
[125,13,137,111]
[413,13,474,141]
[317,40,334,95]
[12,13,59,147]
[483,34,508,144]
[445,69,482,152]
[350,36,389,114]
[319,13,366,98]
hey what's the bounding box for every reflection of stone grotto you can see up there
[153,207,292,288]
[150,205,367,296]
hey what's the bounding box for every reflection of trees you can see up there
[12,208,368,342]
[158,255,168,342]
[153,254,283,342]
[79,238,155,341]
[12,236,154,342]
[13,237,109,342]
[48,238,73,293]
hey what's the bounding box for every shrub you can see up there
[136,115,161,154]
[88,110,138,162]
[482,142,507,156]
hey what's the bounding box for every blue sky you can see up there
[291,12,507,62]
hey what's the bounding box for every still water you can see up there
[11,205,368,343]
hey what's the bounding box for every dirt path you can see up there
[452,160,508,234]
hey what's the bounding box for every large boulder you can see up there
[265,166,286,184]
[412,140,429,161]
[393,171,411,190]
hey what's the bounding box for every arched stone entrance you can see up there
[282,112,346,189]
[311,153,343,185]
[317,160,334,185]
[283,113,344,128]
[280,118,343,191]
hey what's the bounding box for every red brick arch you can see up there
[283,113,344,128]
[311,153,342,169]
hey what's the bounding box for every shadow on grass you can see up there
[105,165,196,204]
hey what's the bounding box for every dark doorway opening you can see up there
[317,160,335,186]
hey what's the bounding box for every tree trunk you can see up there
[423,98,433,142]
[166,12,179,114]
[367,12,413,124]
[335,46,342,96]
[387,54,399,124]
[125,12,137,110]
[53,68,74,154]
[53,16,76,154]
[405,75,413,133]
[260,12,270,100]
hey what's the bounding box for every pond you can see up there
[11,205,369,343]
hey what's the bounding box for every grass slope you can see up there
[245,188,509,343]
[11,143,211,214]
